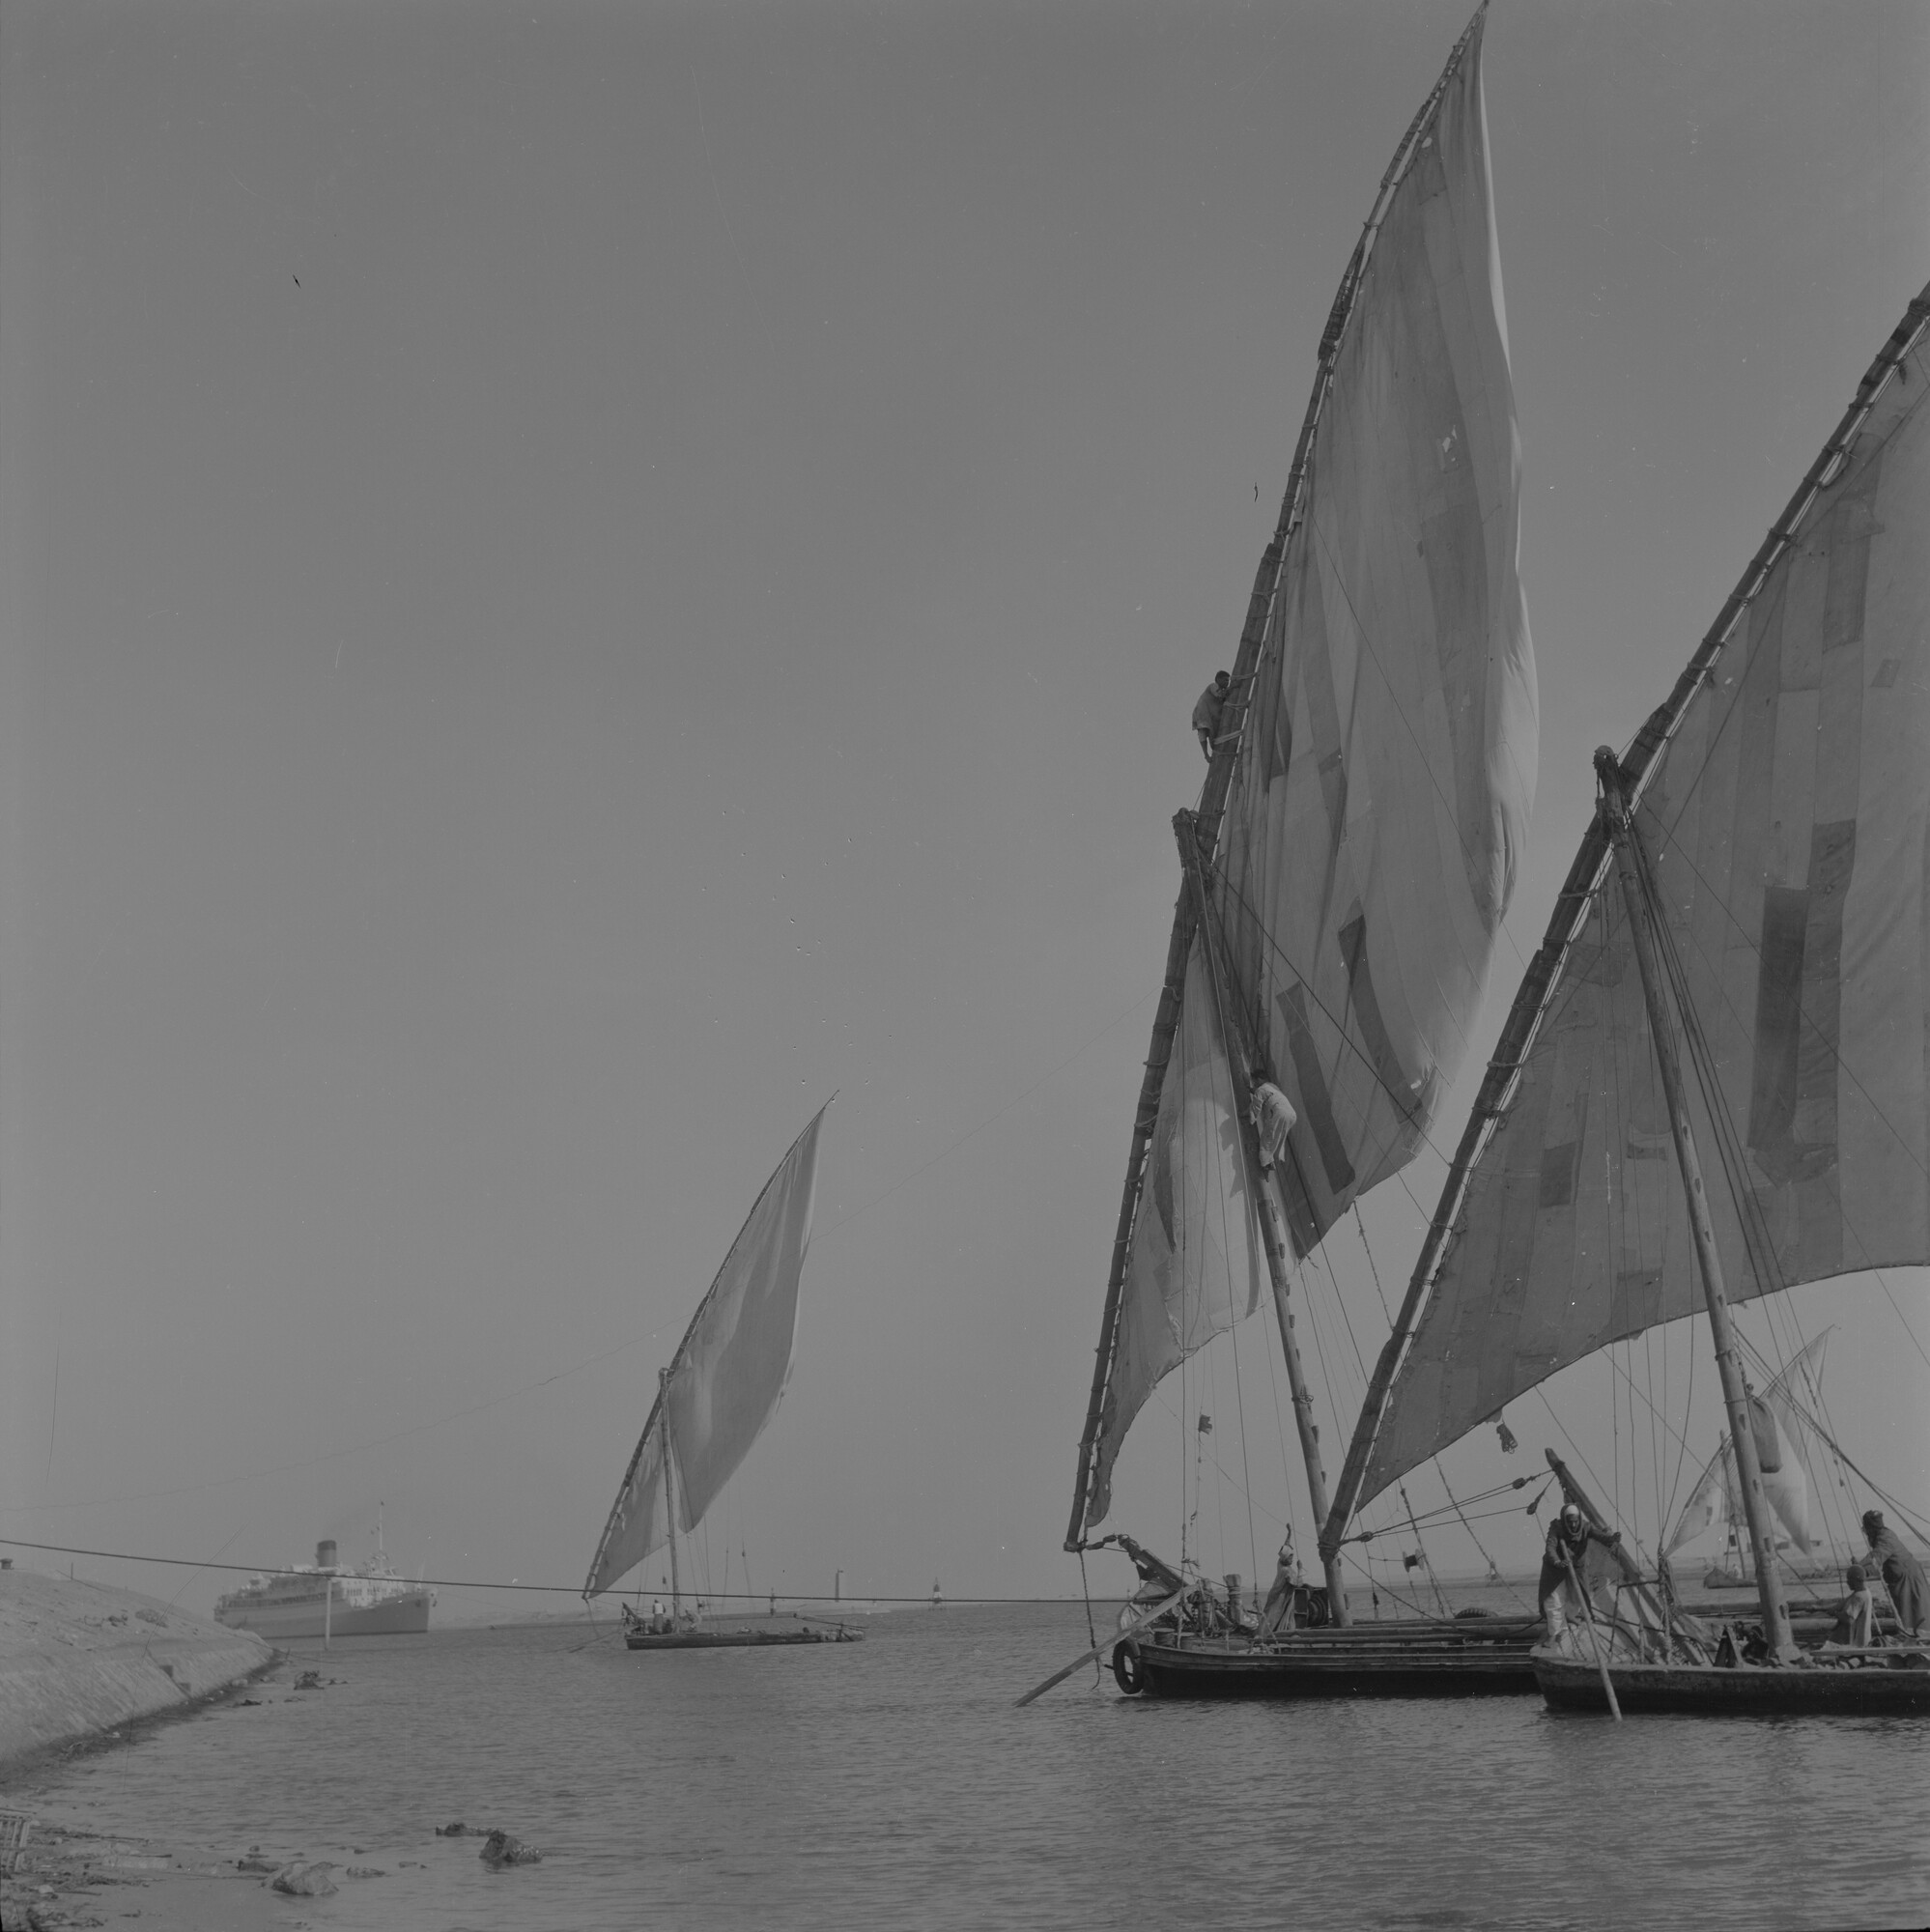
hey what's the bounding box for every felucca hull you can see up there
[622,1626,863,1651]
[1534,1651,1930,1716]
[1121,1619,1543,1699]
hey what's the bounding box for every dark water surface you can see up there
[19,1603,1930,1929]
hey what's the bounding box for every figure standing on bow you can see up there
[1538,1501,1619,1641]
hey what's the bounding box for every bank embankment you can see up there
[0,1568,272,1777]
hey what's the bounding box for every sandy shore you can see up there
[4,1747,528,1931]
[0,1569,299,1926]
[1,1579,552,1927]
[3,1646,518,1932]
[1,1820,320,1930]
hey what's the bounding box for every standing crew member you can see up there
[1861,1510,1928,1635]
[1828,1564,1881,1648]
[1193,670,1232,760]
[1538,1502,1620,1640]
[1259,1529,1307,1635]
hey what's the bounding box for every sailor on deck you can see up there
[1259,1529,1307,1635]
[1538,1502,1619,1640]
[1828,1564,1881,1648]
[1861,1510,1927,1635]
[1193,671,1232,761]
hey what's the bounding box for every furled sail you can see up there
[1665,1330,1831,1558]
[1214,5,1536,1256]
[1082,935,1263,1527]
[582,1107,825,1598]
[1343,285,1930,1517]
[1068,7,1532,1546]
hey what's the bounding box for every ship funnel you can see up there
[316,1540,338,1569]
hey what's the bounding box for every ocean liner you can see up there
[214,1526,433,1639]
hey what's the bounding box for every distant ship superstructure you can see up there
[215,1528,433,1639]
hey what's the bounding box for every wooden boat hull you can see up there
[622,1626,863,1651]
[1119,1618,1543,1699]
[1534,1650,1930,1716]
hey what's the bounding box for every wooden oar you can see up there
[1014,1586,1190,1707]
[1565,1548,1622,1720]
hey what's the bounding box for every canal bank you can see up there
[0,1566,272,1777]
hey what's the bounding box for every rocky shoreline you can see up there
[0,1569,273,1779]
[1,1568,299,1926]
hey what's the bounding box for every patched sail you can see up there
[1214,8,1536,1256]
[1067,8,1532,1546]
[1083,936,1263,1527]
[583,1107,825,1598]
[1346,287,1930,1514]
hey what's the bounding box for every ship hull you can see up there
[622,1626,863,1651]
[620,1606,863,1651]
[1533,1650,1930,1716]
[215,1590,433,1640]
[1117,1618,1544,1700]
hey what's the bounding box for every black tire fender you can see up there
[1111,1636,1146,1695]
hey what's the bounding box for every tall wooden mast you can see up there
[1061,525,1288,1555]
[1322,277,1930,1572]
[659,1368,683,1620]
[1595,749,1794,1662]
[1064,5,1490,1598]
[1177,812,1349,1620]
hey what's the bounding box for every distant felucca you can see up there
[582,1105,861,1650]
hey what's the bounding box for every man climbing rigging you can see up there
[1538,1502,1619,1640]
[1861,1510,1927,1635]
[1193,670,1232,760]
[1249,1080,1297,1173]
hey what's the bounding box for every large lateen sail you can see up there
[1213,11,1535,1256]
[583,1107,825,1599]
[1070,7,1535,1543]
[1336,283,1930,1525]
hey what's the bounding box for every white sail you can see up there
[583,1107,825,1599]
[1669,1455,1729,1558]
[1215,6,1535,1254]
[1665,1330,1831,1558]
[1346,285,1930,1515]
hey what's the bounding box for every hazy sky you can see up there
[2,1,1926,1620]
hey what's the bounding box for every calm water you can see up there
[17,1601,1930,1929]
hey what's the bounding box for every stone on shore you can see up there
[270,1859,338,1895]
[479,1829,542,1867]
[0,1569,271,1776]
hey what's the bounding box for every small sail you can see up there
[583,1107,825,1598]
[1348,287,1930,1512]
[1759,1327,1832,1554]
[1083,936,1263,1528]
[1215,6,1536,1254]
[1665,1330,1831,1557]
[1668,1455,1728,1558]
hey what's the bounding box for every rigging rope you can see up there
[1077,1548,1101,1687]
